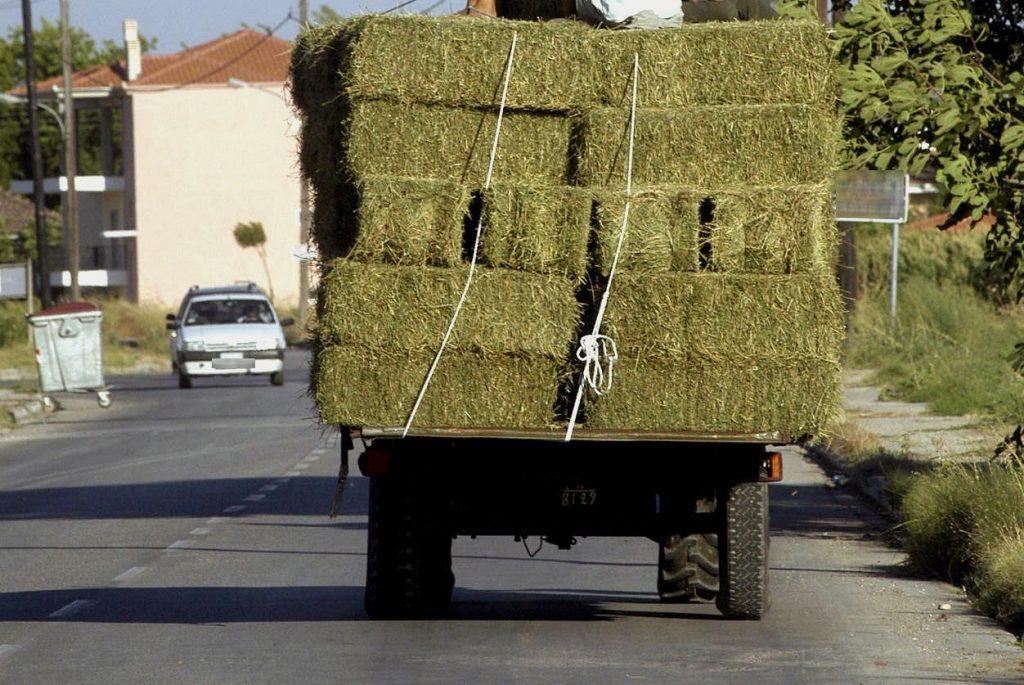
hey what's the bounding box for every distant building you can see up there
[11,21,302,306]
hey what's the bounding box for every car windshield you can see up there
[184,299,275,326]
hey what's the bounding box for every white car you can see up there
[167,284,293,389]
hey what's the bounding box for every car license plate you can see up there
[561,486,597,507]
[220,352,244,359]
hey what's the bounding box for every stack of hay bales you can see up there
[291,15,843,436]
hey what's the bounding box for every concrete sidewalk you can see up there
[843,369,996,461]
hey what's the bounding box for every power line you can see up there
[382,0,423,14]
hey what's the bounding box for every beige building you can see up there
[12,22,304,307]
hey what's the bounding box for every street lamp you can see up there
[227,75,312,332]
[0,92,64,137]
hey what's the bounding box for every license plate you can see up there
[561,486,597,507]
[220,352,244,359]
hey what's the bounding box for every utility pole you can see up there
[297,0,311,333]
[61,0,79,301]
[22,0,52,309]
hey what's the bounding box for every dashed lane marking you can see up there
[223,505,246,514]
[312,448,326,455]
[0,644,23,662]
[167,540,192,550]
[293,463,310,471]
[259,484,278,492]
[113,567,146,582]
[206,517,226,525]
[284,471,301,477]
[189,527,211,536]
[48,600,96,619]
[243,494,265,502]
[302,455,320,463]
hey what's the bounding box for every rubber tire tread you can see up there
[364,475,453,619]
[716,481,770,620]
[658,533,719,602]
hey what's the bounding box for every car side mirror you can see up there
[280,317,296,327]
[166,313,176,322]
[165,321,177,331]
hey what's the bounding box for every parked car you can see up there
[167,283,294,389]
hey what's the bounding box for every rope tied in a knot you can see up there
[576,333,618,396]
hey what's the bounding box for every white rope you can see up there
[402,32,518,439]
[565,53,639,443]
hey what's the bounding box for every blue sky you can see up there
[3,0,457,51]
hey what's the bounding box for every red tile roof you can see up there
[906,212,995,233]
[16,29,290,95]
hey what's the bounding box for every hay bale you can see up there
[481,184,592,280]
[344,101,574,185]
[350,176,470,267]
[595,185,834,274]
[583,272,844,433]
[575,105,840,188]
[316,260,580,356]
[304,15,834,111]
[585,355,841,434]
[600,272,844,360]
[314,344,567,428]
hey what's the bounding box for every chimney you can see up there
[123,19,141,81]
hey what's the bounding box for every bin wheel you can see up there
[96,391,112,409]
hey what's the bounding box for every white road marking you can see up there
[259,484,278,492]
[274,478,291,484]
[243,494,265,502]
[284,471,301,477]
[167,540,192,550]
[0,644,23,661]
[48,599,96,619]
[113,567,146,582]
[222,505,246,514]
[293,463,310,471]
[302,455,320,463]
[206,517,226,525]
[312,448,326,454]
[189,527,211,536]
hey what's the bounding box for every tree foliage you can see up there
[0,19,156,187]
[233,221,274,301]
[833,0,1024,297]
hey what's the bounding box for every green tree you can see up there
[233,221,275,301]
[0,19,156,187]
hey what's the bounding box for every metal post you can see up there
[22,0,52,309]
[61,0,78,298]
[297,0,311,334]
[25,258,33,345]
[61,0,79,301]
[890,222,900,320]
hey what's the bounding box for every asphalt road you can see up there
[0,351,1021,683]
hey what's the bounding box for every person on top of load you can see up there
[575,0,683,28]
[680,0,778,22]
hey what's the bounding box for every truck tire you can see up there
[270,370,285,386]
[364,475,454,619]
[658,533,718,602]
[177,371,192,389]
[716,481,770,620]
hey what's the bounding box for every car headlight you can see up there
[185,340,205,352]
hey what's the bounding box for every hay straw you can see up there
[314,343,567,428]
[481,183,592,280]
[595,185,834,274]
[575,104,840,188]
[316,260,581,356]
[344,101,574,185]
[295,15,834,112]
